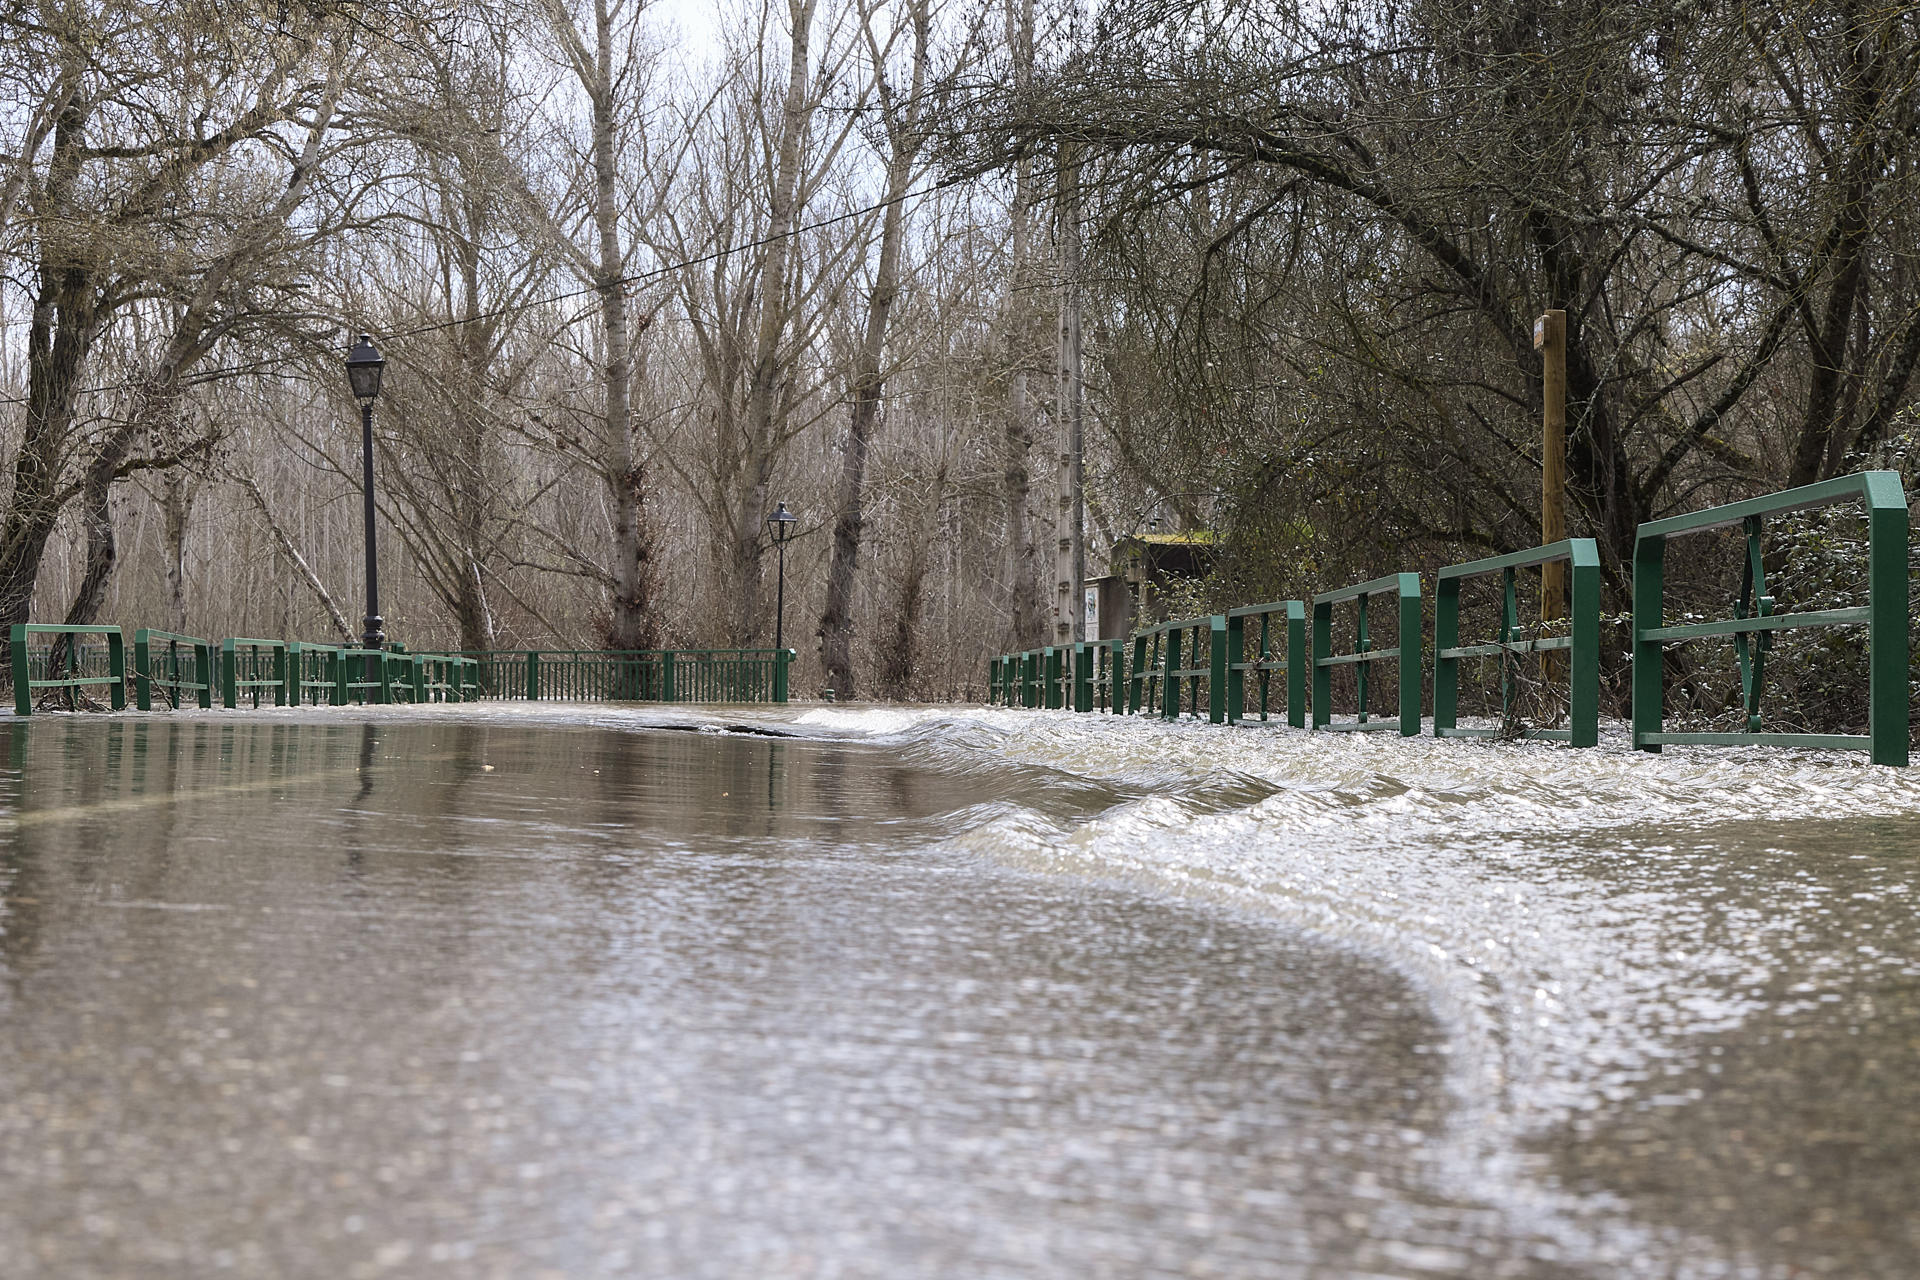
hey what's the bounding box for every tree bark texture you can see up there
[819,0,928,698]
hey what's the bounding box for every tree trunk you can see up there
[162,472,194,633]
[589,0,659,652]
[732,0,818,645]
[1002,0,1045,651]
[238,474,355,644]
[819,0,928,699]
[0,91,100,632]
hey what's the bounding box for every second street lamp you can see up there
[345,334,386,692]
[767,502,797,653]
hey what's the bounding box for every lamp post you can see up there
[767,502,797,652]
[345,334,386,686]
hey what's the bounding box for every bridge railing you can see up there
[1434,540,1601,746]
[220,638,288,709]
[133,629,212,711]
[332,648,394,705]
[458,649,793,703]
[1631,471,1909,766]
[286,642,340,706]
[1078,639,1126,712]
[11,624,126,715]
[1226,600,1306,728]
[1312,573,1422,735]
[1125,615,1226,721]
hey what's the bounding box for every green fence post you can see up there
[1310,600,1331,730]
[273,644,288,707]
[526,651,540,701]
[663,651,676,702]
[106,630,126,711]
[1569,541,1601,748]
[10,624,28,717]
[1071,643,1088,712]
[1866,471,1910,767]
[219,639,237,709]
[1631,533,1665,752]
[1208,615,1228,724]
[774,648,791,704]
[1432,575,1459,737]
[1161,627,1180,721]
[134,631,154,712]
[1224,614,1245,723]
[1285,601,1306,729]
[1396,572,1422,736]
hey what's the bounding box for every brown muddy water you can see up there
[0,704,1915,1278]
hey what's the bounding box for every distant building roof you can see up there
[1121,531,1216,548]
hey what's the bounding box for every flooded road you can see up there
[0,706,1916,1277]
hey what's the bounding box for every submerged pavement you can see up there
[0,705,1915,1277]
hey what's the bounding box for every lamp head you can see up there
[345,332,385,403]
[766,501,798,544]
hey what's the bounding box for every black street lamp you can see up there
[767,501,797,652]
[345,334,386,671]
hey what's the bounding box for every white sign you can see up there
[1084,587,1100,640]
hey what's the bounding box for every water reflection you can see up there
[2,707,1916,1277]
[0,713,1546,1278]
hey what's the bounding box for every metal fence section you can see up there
[1631,471,1909,766]
[11,624,126,715]
[1085,639,1126,712]
[1434,540,1601,746]
[1313,573,1423,735]
[220,638,288,709]
[1226,601,1306,728]
[287,642,341,706]
[1124,615,1226,721]
[134,629,213,711]
[458,649,793,704]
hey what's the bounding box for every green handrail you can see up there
[134,629,213,711]
[1434,540,1600,747]
[457,649,792,703]
[1083,638,1125,712]
[1631,471,1908,765]
[220,638,289,709]
[334,648,392,705]
[1312,573,1422,735]
[1226,600,1306,728]
[287,642,341,707]
[1123,615,1226,722]
[11,624,126,716]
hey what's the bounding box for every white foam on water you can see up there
[755,705,1920,1271]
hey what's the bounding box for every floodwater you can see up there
[0,706,1916,1278]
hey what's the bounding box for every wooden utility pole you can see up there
[1535,309,1567,622]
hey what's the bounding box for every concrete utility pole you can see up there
[1535,308,1567,623]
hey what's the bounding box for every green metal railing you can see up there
[287,642,341,706]
[1226,600,1306,728]
[12,630,797,716]
[1434,540,1601,747]
[134,629,213,711]
[1631,472,1909,766]
[1126,615,1226,721]
[459,649,793,704]
[412,653,478,703]
[1312,573,1422,735]
[221,638,288,709]
[12,624,126,715]
[1085,639,1126,712]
